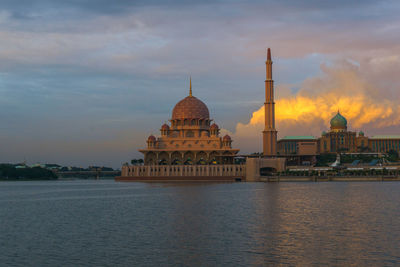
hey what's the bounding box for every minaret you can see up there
[263,48,277,156]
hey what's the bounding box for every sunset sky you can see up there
[1,0,400,168]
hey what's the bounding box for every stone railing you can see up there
[122,164,246,178]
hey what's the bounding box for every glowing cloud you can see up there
[232,59,400,153]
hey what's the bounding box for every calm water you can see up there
[1,180,400,266]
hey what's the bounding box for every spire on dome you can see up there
[189,76,192,97]
[267,48,271,61]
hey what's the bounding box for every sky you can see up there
[1,0,400,168]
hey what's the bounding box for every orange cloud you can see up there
[231,59,400,153]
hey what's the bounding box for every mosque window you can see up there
[324,141,327,150]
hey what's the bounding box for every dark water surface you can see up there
[1,180,400,266]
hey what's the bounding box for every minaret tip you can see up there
[267,48,271,61]
[189,76,192,97]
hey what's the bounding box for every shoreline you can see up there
[261,176,400,182]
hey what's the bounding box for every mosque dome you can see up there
[147,135,156,142]
[161,124,170,130]
[330,111,347,130]
[223,135,231,141]
[172,96,210,120]
[210,123,219,129]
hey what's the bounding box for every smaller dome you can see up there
[359,131,364,136]
[223,134,231,141]
[210,123,219,129]
[161,124,169,130]
[147,135,156,142]
[322,131,327,136]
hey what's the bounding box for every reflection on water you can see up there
[0,181,399,266]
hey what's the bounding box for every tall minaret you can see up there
[263,48,277,156]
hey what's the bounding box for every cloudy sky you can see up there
[1,0,400,168]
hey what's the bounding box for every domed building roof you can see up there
[330,111,347,130]
[161,123,169,130]
[172,96,209,120]
[223,134,231,141]
[210,123,219,129]
[147,135,156,142]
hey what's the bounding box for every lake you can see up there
[1,180,399,266]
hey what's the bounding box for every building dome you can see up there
[161,124,169,130]
[223,134,231,141]
[210,123,219,129]
[147,135,156,142]
[359,131,364,136]
[172,96,210,120]
[330,111,347,130]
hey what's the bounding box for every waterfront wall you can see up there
[118,164,246,181]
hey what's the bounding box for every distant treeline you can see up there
[0,164,57,180]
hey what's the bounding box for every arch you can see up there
[209,151,220,165]
[171,151,182,165]
[186,131,194,137]
[158,152,169,165]
[190,119,196,126]
[145,152,156,165]
[184,119,189,126]
[183,151,194,165]
[171,131,179,138]
[196,151,207,165]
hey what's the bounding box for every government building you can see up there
[278,111,400,157]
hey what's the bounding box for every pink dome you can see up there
[172,96,210,120]
[210,123,219,129]
[161,124,170,130]
[223,135,231,141]
[147,135,156,142]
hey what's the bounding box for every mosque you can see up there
[278,110,400,157]
[139,78,239,166]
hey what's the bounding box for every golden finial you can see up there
[189,76,192,97]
